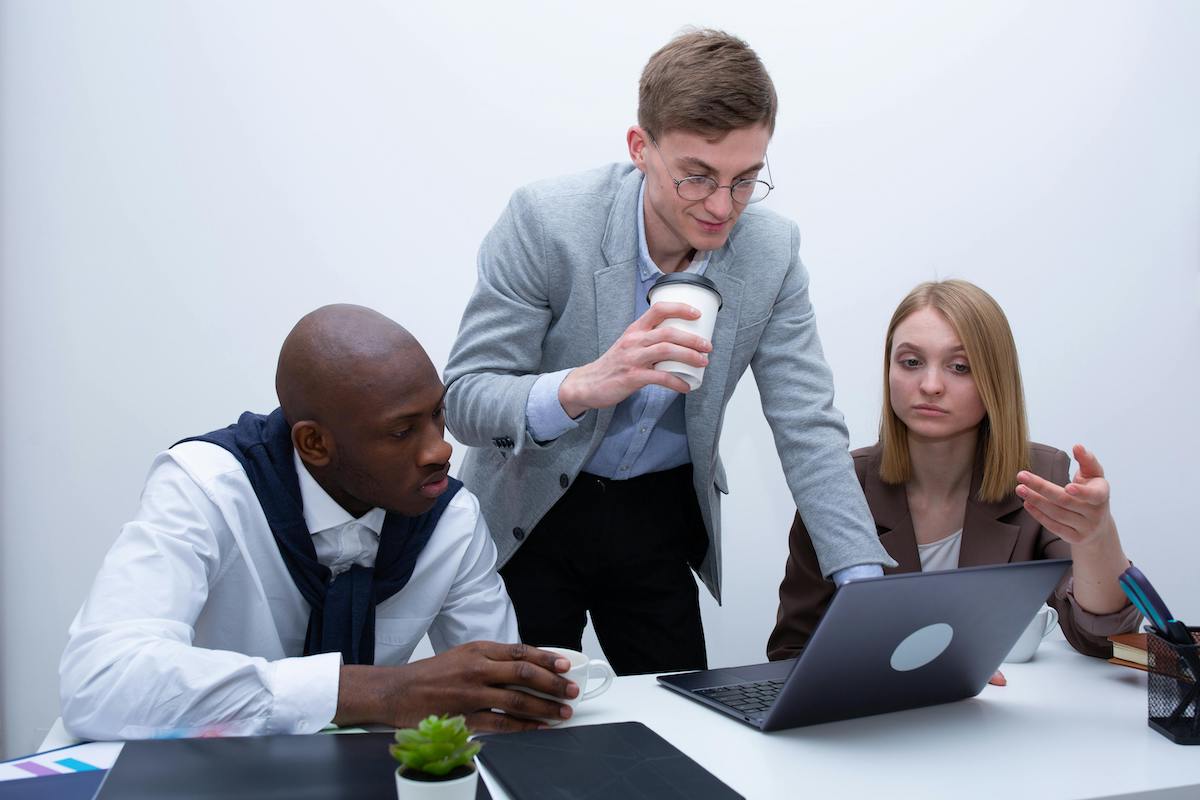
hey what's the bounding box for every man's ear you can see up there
[627,126,649,173]
[292,421,332,468]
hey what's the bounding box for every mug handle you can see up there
[1041,605,1060,638]
[582,659,615,701]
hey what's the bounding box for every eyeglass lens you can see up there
[677,176,770,204]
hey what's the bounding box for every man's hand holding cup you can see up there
[558,275,722,418]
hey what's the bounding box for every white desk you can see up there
[480,641,1199,800]
[39,641,1200,799]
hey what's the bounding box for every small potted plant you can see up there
[390,714,482,799]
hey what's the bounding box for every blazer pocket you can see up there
[733,313,770,346]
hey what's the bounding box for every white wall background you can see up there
[2,0,1198,758]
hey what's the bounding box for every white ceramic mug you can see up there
[511,646,615,725]
[646,274,722,391]
[1003,604,1059,663]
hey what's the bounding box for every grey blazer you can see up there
[444,163,894,601]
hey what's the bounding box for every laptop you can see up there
[659,559,1071,731]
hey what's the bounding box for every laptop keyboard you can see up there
[696,679,786,716]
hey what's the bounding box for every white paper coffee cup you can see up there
[646,273,722,391]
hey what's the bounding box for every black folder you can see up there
[477,722,742,799]
[94,732,491,799]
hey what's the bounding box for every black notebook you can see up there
[477,721,742,799]
[94,732,491,799]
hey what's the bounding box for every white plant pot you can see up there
[394,764,478,800]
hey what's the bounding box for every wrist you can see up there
[1070,518,1121,556]
[1068,522,1129,583]
[333,665,386,727]
[558,369,589,419]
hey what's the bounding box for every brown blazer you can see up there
[767,442,1140,661]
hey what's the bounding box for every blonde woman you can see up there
[768,280,1139,671]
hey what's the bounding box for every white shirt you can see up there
[295,450,386,579]
[917,528,964,572]
[60,441,518,741]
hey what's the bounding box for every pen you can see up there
[1165,620,1197,649]
[1118,566,1174,633]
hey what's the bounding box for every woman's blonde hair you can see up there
[879,280,1030,503]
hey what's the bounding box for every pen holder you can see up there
[1146,629,1200,745]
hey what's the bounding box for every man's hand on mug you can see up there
[558,303,711,418]
[333,642,579,733]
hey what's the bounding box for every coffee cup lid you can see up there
[646,272,723,309]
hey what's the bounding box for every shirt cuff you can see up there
[1059,577,1143,637]
[267,652,342,734]
[832,563,884,586]
[525,369,581,443]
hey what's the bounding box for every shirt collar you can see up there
[636,177,711,282]
[292,449,386,536]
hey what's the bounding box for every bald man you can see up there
[60,305,577,741]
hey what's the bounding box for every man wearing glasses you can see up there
[444,29,894,674]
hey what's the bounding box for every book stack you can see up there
[1108,632,1148,672]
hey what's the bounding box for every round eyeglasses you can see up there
[650,138,774,205]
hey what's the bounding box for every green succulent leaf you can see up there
[389,714,481,776]
[421,759,455,777]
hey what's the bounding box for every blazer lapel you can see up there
[684,244,743,468]
[589,169,644,442]
[862,454,922,574]
[958,456,1022,566]
[600,168,643,268]
[590,266,634,440]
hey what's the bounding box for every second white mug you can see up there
[513,646,615,725]
[1003,604,1059,663]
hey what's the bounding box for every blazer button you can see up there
[559,473,569,489]
[513,527,526,541]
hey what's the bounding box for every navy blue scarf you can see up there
[178,408,461,665]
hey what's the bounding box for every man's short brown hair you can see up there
[638,29,777,139]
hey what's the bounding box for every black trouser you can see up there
[499,464,709,676]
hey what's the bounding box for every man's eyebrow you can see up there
[676,156,766,177]
[384,387,448,424]
[677,156,718,174]
[735,160,766,176]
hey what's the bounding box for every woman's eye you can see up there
[902,358,921,368]
[950,363,971,374]
[392,429,412,440]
